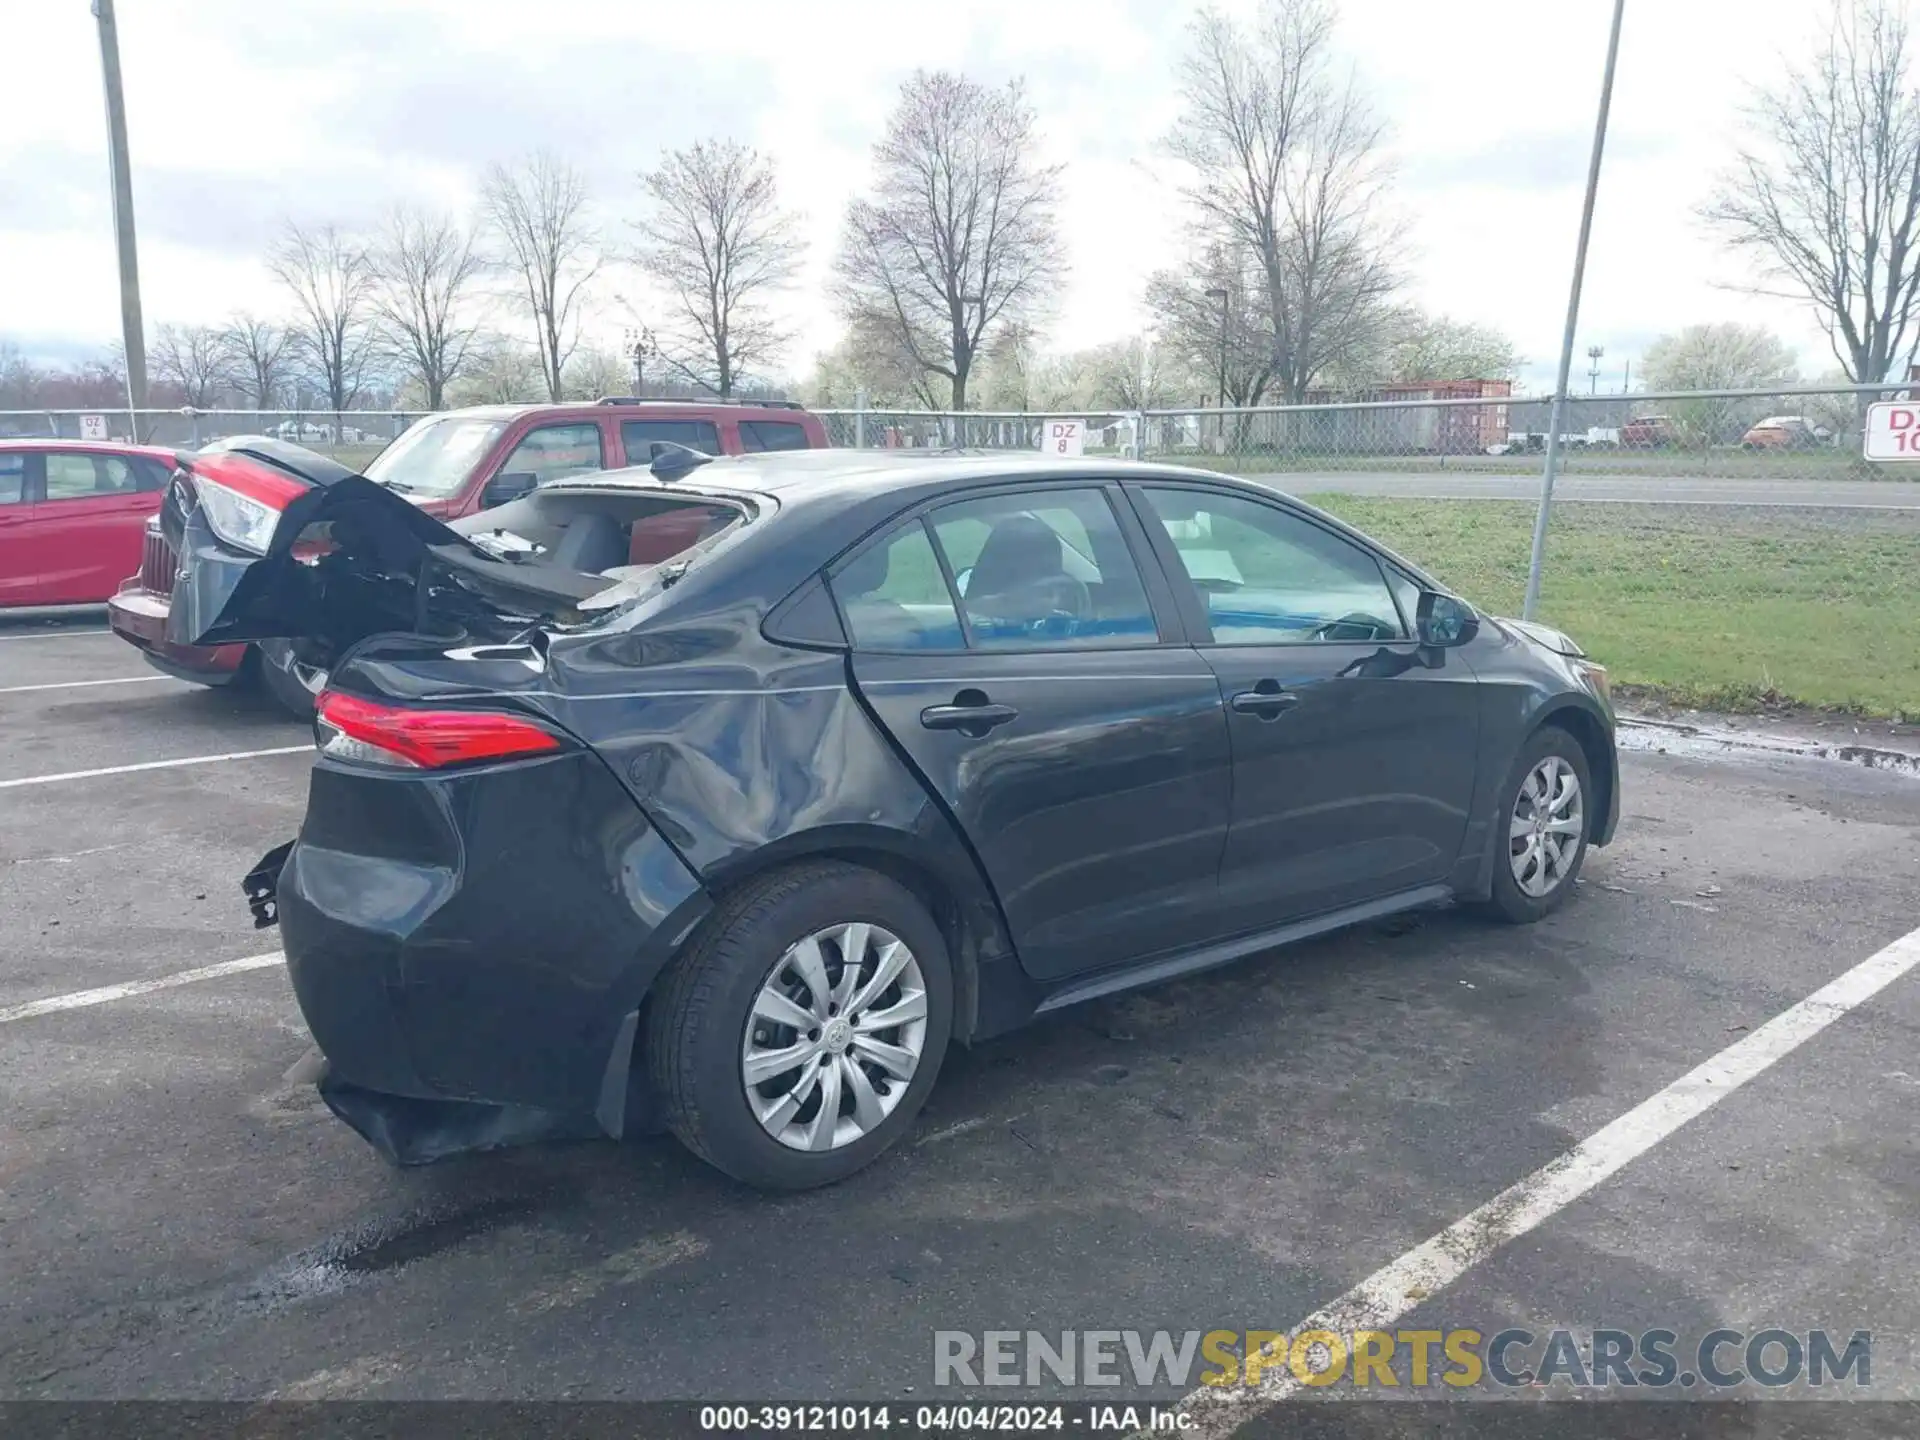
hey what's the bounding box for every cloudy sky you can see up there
[0,0,1853,391]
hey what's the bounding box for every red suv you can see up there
[107,399,829,711]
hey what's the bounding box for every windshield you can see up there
[365,417,506,497]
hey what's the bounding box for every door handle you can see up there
[1230,683,1299,719]
[920,693,1019,735]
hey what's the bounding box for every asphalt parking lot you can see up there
[3,615,1918,1432]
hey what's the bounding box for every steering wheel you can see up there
[1031,574,1091,621]
[1309,612,1390,642]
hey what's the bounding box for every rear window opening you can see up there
[447,487,750,611]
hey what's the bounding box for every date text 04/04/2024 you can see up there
[696,1404,1191,1433]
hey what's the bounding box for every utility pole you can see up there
[1207,286,1229,451]
[1522,0,1624,621]
[93,0,147,426]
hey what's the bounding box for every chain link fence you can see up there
[0,407,428,470]
[3,384,1909,482]
[815,384,1912,482]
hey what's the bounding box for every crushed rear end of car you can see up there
[167,438,753,1162]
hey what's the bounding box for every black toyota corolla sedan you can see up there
[166,436,1618,1189]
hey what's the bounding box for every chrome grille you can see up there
[140,525,176,598]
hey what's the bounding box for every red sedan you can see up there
[0,439,175,608]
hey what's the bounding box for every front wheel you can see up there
[1479,726,1592,924]
[646,862,952,1189]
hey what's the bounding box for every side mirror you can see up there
[1416,590,1479,648]
[482,470,539,508]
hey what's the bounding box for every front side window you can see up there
[44,453,139,500]
[365,417,507,497]
[498,423,605,485]
[0,454,26,506]
[829,521,965,652]
[927,487,1157,650]
[1140,487,1405,644]
[622,419,721,457]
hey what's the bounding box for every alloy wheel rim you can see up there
[741,922,928,1153]
[1509,755,1584,898]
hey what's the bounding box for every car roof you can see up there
[429,401,816,423]
[0,437,176,458]
[555,449,1246,504]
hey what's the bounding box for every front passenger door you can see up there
[0,451,38,606]
[1130,484,1479,931]
[834,484,1234,981]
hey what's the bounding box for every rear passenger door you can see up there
[833,482,1234,982]
[30,451,165,604]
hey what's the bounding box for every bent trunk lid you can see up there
[165,440,614,659]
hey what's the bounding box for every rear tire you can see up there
[646,861,952,1189]
[1478,725,1592,925]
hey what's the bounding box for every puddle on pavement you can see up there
[1618,721,1920,778]
[227,1191,560,1318]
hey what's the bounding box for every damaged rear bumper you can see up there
[257,746,711,1163]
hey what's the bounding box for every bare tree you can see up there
[1146,245,1277,407]
[149,324,232,407]
[371,206,484,411]
[635,140,805,397]
[1705,0,1920,383]
[0,341,45,408]
[1166,0,1398,402]
[220,313,294,408]
[269,222,377,418]
[483,152,600,402]
[835,71,1066,411]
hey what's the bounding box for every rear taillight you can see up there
[315,691,568,770]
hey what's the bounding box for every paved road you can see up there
[1267,470,1920,508]
[2,627,1918,1429]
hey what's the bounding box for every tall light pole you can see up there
[1586,345,1605,395]
[92,0,147,425]
[1522,0,1625,622]
[621,324,656,397]
[1206,286,1230,449]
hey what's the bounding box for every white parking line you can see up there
[0,629,112,641]
[1178,921,1920,1435]
[0,675,172,696]
[0,746,309,790]
[0,951,283,1025]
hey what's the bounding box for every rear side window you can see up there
[44,454,140,500]
[739,420,810,452]
[622,419,721,457]
[0,454,24,505]
[829,521,964,652]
